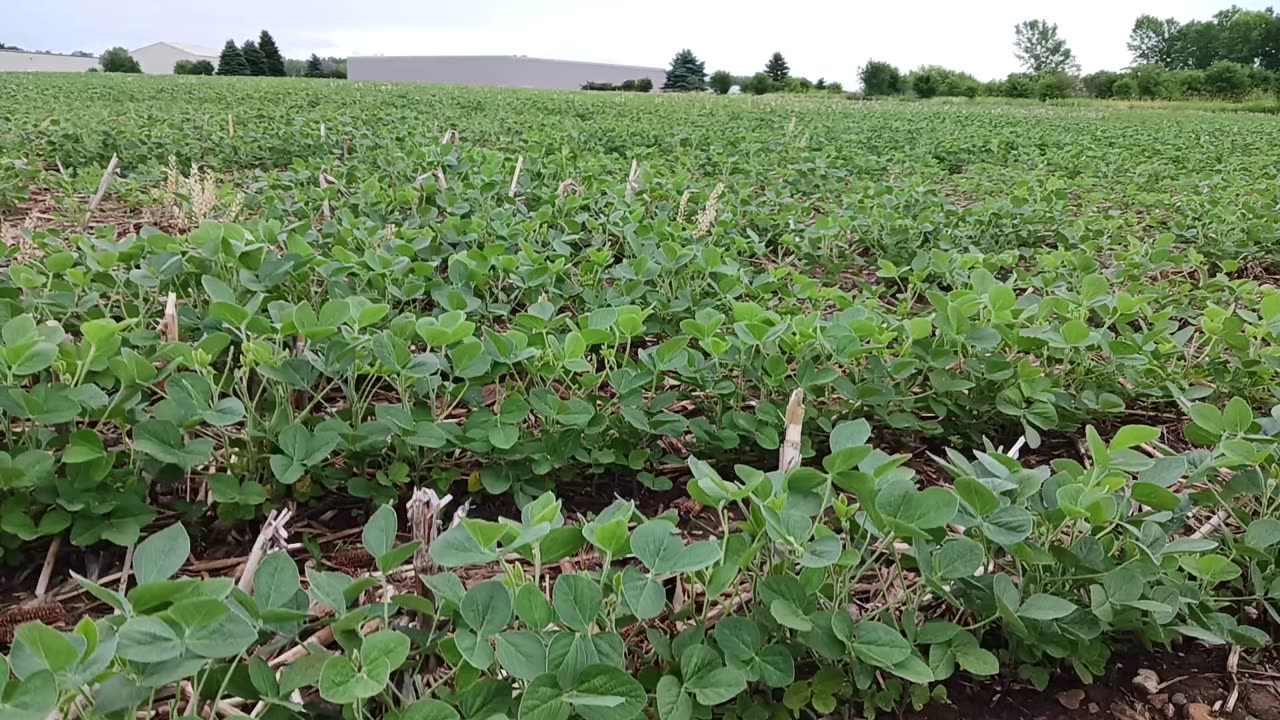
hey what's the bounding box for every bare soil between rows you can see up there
[909,645,1280,720]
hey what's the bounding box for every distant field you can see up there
[1,73,1280,720]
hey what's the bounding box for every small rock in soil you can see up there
[1058,689,1086,710]
[1162,705,1175,719]
[1134,668,1162,695]
[1087,702,1099,714]
[1150,694,1170,709]
[1171,693,1188,706]
[1183,703,1214,720]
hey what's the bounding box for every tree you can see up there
[709,70,734,94]
[304,54,326,78]
[814,77,826,90]
[663,49,706,92]
[1128,15,1182,66]
[860,60,902,95]
[764,52,790,83]
[1170,20,1224,69]
[1205,60,1253,97]
[826,80,843,93]
[218,40,250,76]
[174,59,215,75]
[99,47,141,73]
[1013,19,1079,74]
[1217,9,1273,67]
[259,30,286,76]
[911,69,940,98]
[242,40,267,76]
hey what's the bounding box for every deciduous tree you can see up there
[99,47,141,73]
[1013,19,1080,74]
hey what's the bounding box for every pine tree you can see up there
[241,40,268,76]
[662,49,707,92]
[258,30,286,76]
[217,40,250,76]
[304,54,326,78]
[765,52,790,83]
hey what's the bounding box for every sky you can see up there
[6,0,1274,85]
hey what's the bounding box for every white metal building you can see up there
[0,49,97,73]
[131,42,219,75]
[349,55,665,91]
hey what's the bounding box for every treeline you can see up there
[215,32,287,76]
[582,78,653,92]
[663,50,844,94]
[858,7,1280,102]
[214,33,345,78]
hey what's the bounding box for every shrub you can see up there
[1035,71,1077,100]
[174,59,215,75]
[860,60,902,95]
[1132,64,1170,99]
[1205,61,1253,98]
[709,70,734,95]
[826,80,843,93]
[784,76,813,93]
[1169,69,1208,97]
[1112,76,1138,98]
[1082,70,1121,98]
[99,47,141,73]
[743,72,777,95]
[635,77,653,92]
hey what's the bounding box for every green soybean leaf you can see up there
[553,574,602,632]
[461,581,513,636]
[852,620,911,668]
[133,523,190,584]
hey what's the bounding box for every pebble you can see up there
[1133,668,1162,695]
[1171,692,1188,706]
[1162,705,1176,719]
[1184,703,1214,720]
[1150,694,1170,709]
[1087,702,1099,714]
[1057,689,1086,710]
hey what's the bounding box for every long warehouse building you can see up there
[349,55,664,91]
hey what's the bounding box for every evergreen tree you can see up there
[217,40,250,76]
[814,77,826,90]
[304,54,326,78]
[764,52,790,83]
[258,30,286,76]
[241,40,268,76]
[662,49,707,92]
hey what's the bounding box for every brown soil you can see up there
[910,645,1280,720]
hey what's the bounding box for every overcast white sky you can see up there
[7,0,1272,84]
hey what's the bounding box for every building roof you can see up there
[133,42,219,58]
[350,54,663,73]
